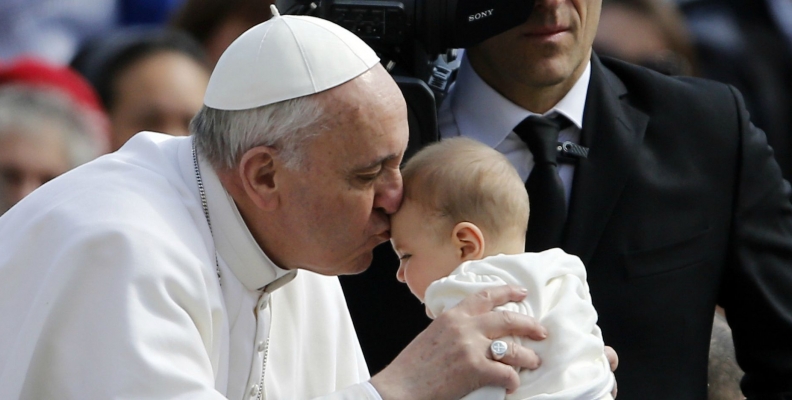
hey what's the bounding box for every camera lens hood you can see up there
[421,0,534,54]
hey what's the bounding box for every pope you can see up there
[0,7,548,400]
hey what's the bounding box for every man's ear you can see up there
[238,146,280,211]
[451,222,485,261]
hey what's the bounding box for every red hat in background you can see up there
[0,57,106,116]
[0,57,110,152]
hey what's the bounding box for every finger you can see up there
[605,346,619,372]
[489,340,509,361]
[454,285,528,315]
[611,380,618,398]
[477,310,547,340]
[492,340,542,371]
[480,360,522,394]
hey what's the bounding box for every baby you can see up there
[390,138,614,400]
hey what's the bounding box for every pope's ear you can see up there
[238,146,280,211]
[451,222,485,261]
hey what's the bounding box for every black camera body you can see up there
[277,0,534,156]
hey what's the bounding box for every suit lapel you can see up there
[562,55,649,265]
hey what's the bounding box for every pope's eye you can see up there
[358,174,378,182]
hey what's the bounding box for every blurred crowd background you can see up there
[0,0,792,213]
[1,0,791,214]
[0,0,274,214]
[0,1,786,397]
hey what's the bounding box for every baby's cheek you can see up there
[412,281,429,302]
[404,277,425,302]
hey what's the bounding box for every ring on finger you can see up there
[490,340,508,361]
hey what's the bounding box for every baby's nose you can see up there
[395,264,406,283]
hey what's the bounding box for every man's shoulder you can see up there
[598,56,735,105]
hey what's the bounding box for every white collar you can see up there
[451,53,591,147]
[197,152,296,292]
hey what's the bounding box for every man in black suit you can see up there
[341,0,792,398]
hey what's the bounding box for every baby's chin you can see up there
[424,305,436,319]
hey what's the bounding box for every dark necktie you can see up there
[513,115,567,251]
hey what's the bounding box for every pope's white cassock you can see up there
[0,132,379,399]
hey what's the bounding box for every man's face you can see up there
[391,199,461,302]
[272,66,409,276]
[467,0,601,98]
[0,128,70,213]
[110,51,209,150]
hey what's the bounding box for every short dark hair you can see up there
[169,0,273,46]
[71,28,209,111]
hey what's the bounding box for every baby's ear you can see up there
[451,222,485,261]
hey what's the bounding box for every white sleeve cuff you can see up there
[309,382,383,400]
[361,381,383,400]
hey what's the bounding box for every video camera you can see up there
[276,0,534,156]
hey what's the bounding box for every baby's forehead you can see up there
[394,198,454,235]
[395,196,429,215]
[388,213,411,251]
[392,199,431,228]
[390,199,416,225]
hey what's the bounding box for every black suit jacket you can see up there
[341,55,792,399]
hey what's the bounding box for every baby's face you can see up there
[390,199,461,301]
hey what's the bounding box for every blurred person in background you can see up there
[708,311,745,400]
[0,0,184,65]
[677,0,792,182]
[170,0,274,65]
[0,0,116,64]
[594,0,699,76]
[0,58,107,214]
[72,28,210,150]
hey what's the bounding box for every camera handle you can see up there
[394,75,438,160]
[394,49,462,159]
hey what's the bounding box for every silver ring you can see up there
[490,340,508,361]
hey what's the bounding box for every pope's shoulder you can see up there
[0,132,207,254]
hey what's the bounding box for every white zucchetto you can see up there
[203,5,380,111]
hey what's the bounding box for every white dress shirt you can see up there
[438,53,591,206]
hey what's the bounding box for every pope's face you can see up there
[467,0,601,97]
[274,66,409,276]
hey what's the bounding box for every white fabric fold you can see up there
[424,250,614,400]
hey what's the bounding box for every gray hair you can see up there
[0,86,103,167]
[190,94,327,171]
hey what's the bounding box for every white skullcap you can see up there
[203,5,380,110]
